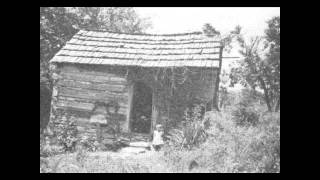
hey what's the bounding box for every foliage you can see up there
[230,16,280,112]
[40,133,64,173]
[75,145,89,168]
[40,133,63,157]
[40,7,152,133]
[40,7,78,85]
[40,7,151,85]
[50,113,79,152]
[79,136,100,152]
[41,108,279,173]
[40,157,51,173]
[219,70,233,109]
[162,110,280,173]
[202,23,241,53]
[71,7,152,33]
[167,104,209,150]
[203,23,220,37]
[231,88,262,127]
[41,152,155,173]
[232,102,259,127]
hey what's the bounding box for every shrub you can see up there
[40,157,51,173]
[75,145,89,168]
[163,110,280,173]
[79,136,99,152]
[232,89,261,127]
[40,134,64,157]
[167,104,209,150]
[52,113,79,152]
[232,102,260,126]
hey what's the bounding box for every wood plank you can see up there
[58,96,127,107]
[54,102,127,115]
[58,86,128,104]
[56,97,128,111]
[57,79,128,93]
[60,71,127,84]
[55,100,94,111]
[58,85,128,97]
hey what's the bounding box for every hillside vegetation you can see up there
[41,90,280,173]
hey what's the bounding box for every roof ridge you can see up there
[79,29,204,37]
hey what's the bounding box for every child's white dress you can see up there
[152,130,164,145]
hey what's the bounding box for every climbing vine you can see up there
[126,66,217,129]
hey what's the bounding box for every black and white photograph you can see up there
[40,7,280,173]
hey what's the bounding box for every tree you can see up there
[71,7,151,33]
[203,23,220,37]
[265,16,280,111]
[230,16,280,112]
[40,7,79,87]
[40,7,151,132]
[202,23,241,53]
[40,7,78,133]
[202,23,242,110]
[40,7,151,88]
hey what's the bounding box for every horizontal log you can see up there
[55,99,94,111]
[57,79,128,93]
[59,65,80,73]
[54,108,92,119]
[58,96,128,108]
[58,86,129,104]
[54,99,128,115]
[60,65,126,78]
[59,71,127,84]
[75,121,129,136]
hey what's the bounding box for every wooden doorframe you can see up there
[126,82,134,133]
[127,81,155,135]
[150,92,157,136]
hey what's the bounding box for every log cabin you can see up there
[49,30,223,145]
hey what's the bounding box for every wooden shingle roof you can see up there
[50,30,222,68]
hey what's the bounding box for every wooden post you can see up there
[212,46,224,111]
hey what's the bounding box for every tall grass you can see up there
[162,110,280,173]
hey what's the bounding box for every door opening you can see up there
[130,82,153,134]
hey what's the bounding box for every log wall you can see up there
[50,63,219,144]
[51,64,130,142]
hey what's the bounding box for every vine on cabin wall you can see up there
[126,66,214,127]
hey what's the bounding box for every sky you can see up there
[135,7,279,35]
[135,7,280,91]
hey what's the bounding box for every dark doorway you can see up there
[130,82,153,134]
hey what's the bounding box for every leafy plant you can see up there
[163,109,279,173]
[167,104,209,150]
[232,103,259,127]
[51,113,79,152]
[232,88,261,127]
[79,136,99,152]
[230,16,280,112]
[75,145,89,168]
